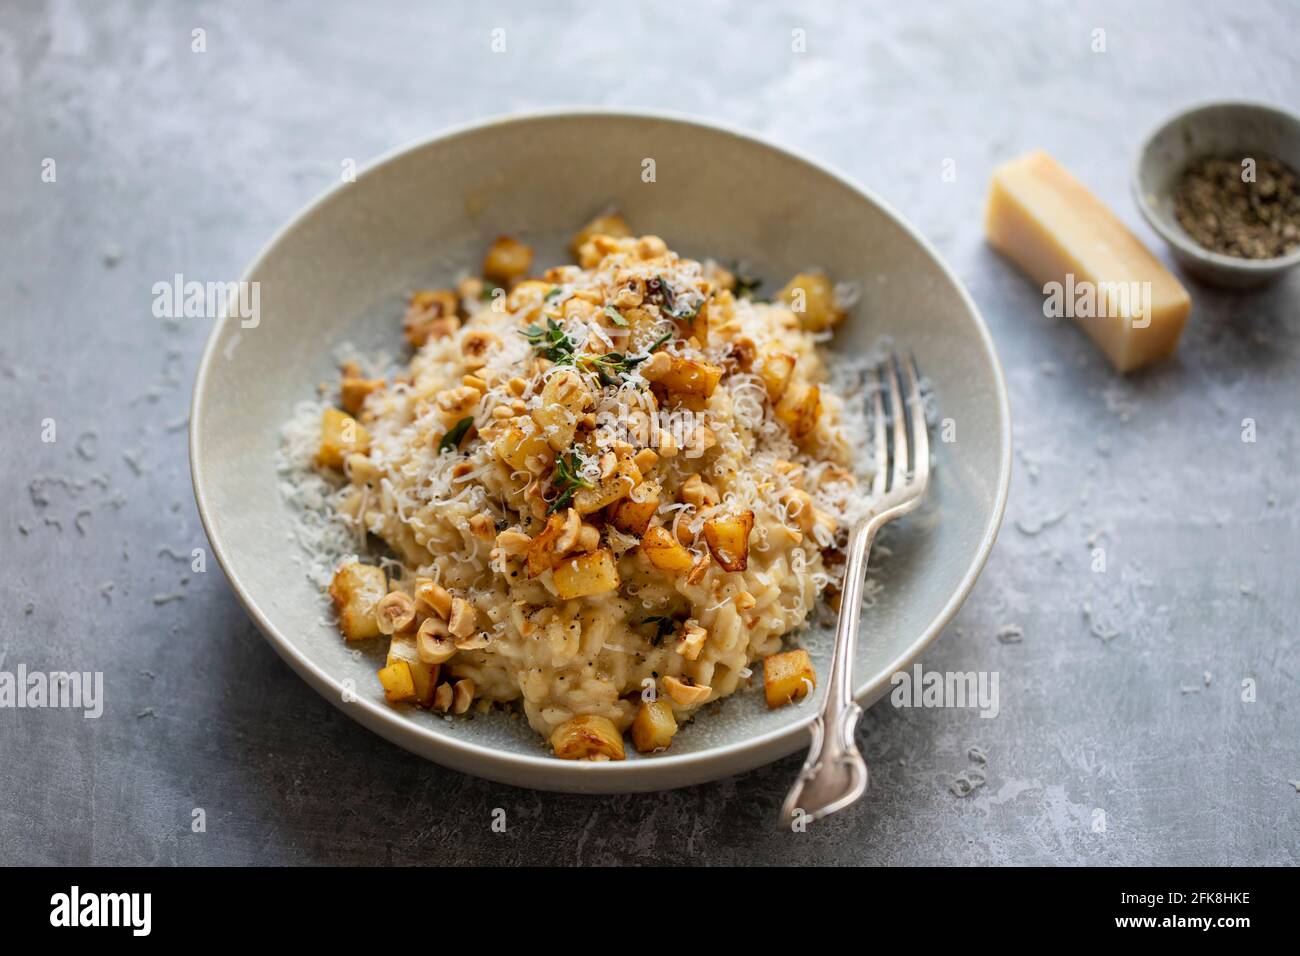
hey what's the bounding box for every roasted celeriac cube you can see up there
[763,648,816,709]
[531,370,590,451]
[527,511,567,577]
[483,236,533,286]
[328,562,387,641]
[778,271,845,332]
[758,349,798,403]
[493,416,553,474]
[386,633,440,707]
[552,548,620,600]
[316,407,370,470]
[641,525,695,573]
[643,354,724,399]
[572,458,640,514]
[550,714,626,761]
[702,511,754,572]
[632,697,678,753]
[377,659,416,703]
[610,480,660,536]
[774,382,822,440]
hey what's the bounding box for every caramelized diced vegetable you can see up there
[610,480,660,536]
[527,511,567,577]
[550,714,626,761]
[493,416,553,474]
[317,407,370,470]
[631,697,678,753]
[328,562,387,641]
[643,354,723,400]
[702,511,754,572]
[377,659,416,703]
[763,648,816,708]
[759,349,798,403]
[641,525,695,573]
[778,271,845,332]
[552,549,620,600]
[572,458,639,515]
[386,633,440,707]
[483,236,533,286]
[775,382,822,440]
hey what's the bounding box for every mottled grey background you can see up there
[1,0,1296,866]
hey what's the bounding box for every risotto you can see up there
[303,215,876,760]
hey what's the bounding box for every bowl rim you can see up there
[189,106,1013,790]
[1131,99,1300,274]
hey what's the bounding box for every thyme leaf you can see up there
[438,416,475,453]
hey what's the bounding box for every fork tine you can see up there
[885,354,908,491]
[902,351,929,491]
[870,366,887,498]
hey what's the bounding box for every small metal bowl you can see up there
[1133,101,1300,289]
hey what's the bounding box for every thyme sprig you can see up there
[548,449,592,514]
[519,320,672,386]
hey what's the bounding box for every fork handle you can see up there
[780,519,876,826]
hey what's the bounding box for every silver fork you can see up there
[779,352,931,828]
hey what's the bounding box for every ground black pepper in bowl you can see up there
[1172,155,1300,259]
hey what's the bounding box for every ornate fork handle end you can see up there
[779,702,869,829]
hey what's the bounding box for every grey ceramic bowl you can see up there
[190,109,1011,793]
[1133,101,1300,288]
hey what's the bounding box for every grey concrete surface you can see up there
[1,0,1297,866]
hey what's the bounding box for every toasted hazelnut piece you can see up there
[774,459,805,487]
[570,213,632,256]
[494,529,531,556]
[375,591,417,636]
[599,451,618,481]
[658,430,678,458]
[681,473,720,509]
[403,289,460,348]
[575,525,600,552]
[416,617,457,664]
[662,674,711,707]
[736,590,757,611]
[436,384,482,419]
[455,633,489,651]
[633,448,659,473]
[637,235,668,259]
[413,579,453,619]
[554,507,583,554]
[462,373,488,391]
[433,682,454,712]
[508,376,528,397]
[461,330,503,371]
[340,376,385,415]
[641,351,672,380]
[468,512,496,540]
[448,597,477,639]
[673,621,708,661]
[345,453,380,486]
[686,550,712,585]
[450,678,476,715]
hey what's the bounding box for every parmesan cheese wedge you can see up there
[986,150,1191,372]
